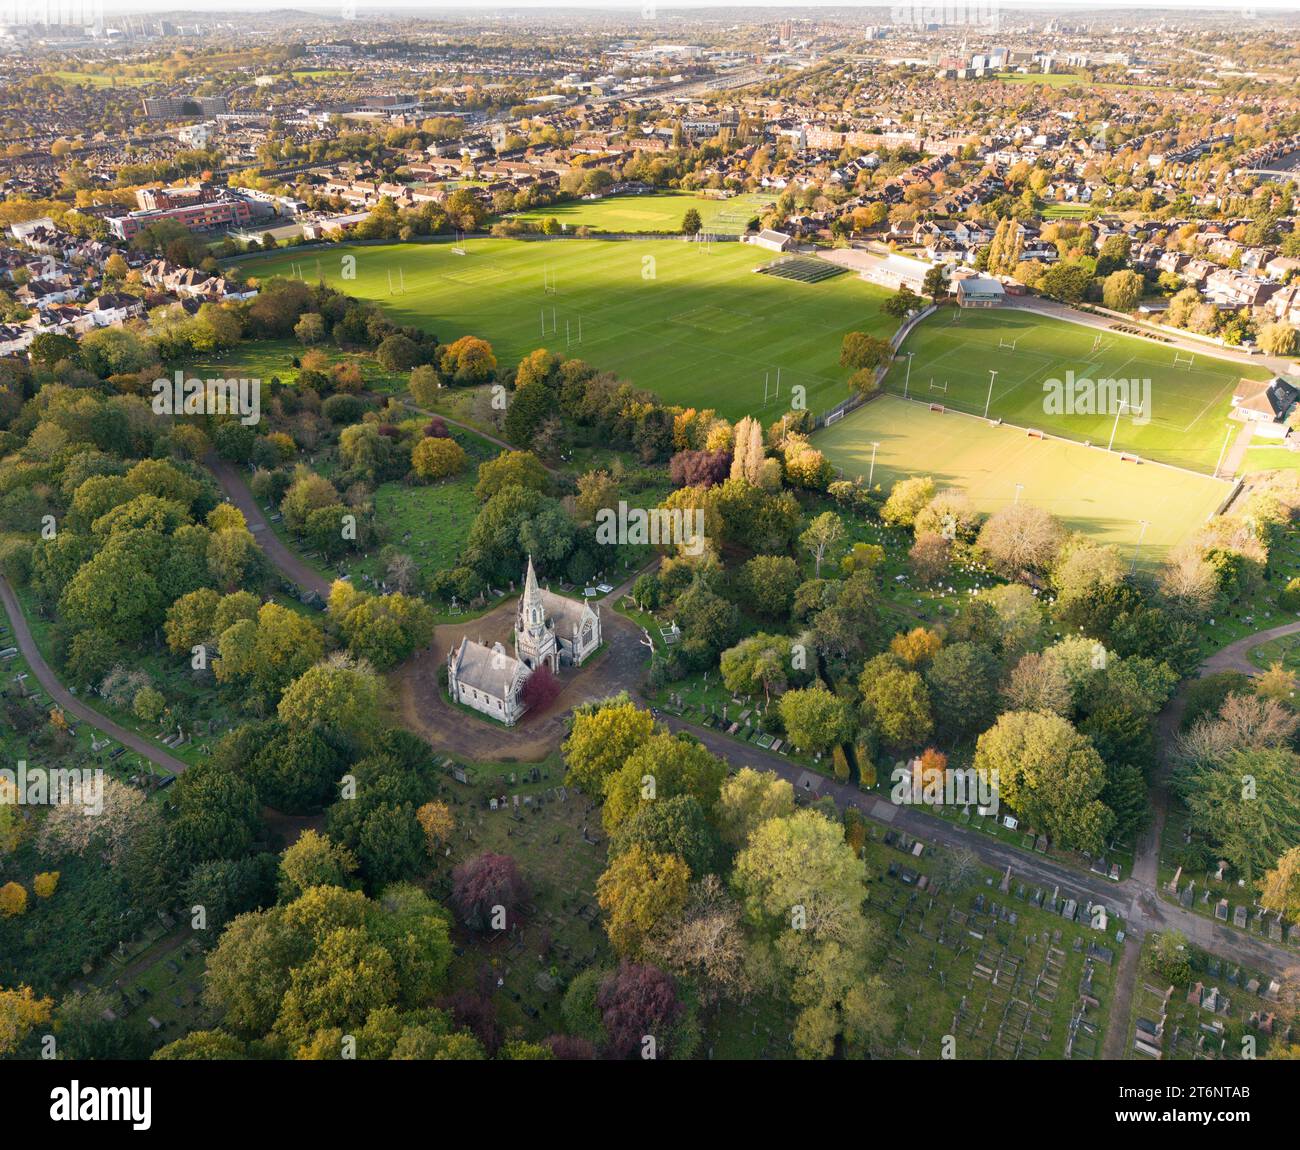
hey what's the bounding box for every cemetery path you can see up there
[1199,617,1300,677]
[205,455,333,600]
[663,717,1300,981]
[0,577,189,776]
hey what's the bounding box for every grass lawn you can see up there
[234,237,897,422]
[879,307,1271,474]
[508,190,775,235]
[817,394,1228,565]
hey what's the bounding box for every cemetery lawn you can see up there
[818,394,1229,566]
[506,190,775,235]
[1125,934,1282,1060]
[862,834,1121,1059]
[234,237,897,422]
[12,583,231,770]
[434,755,616,1042]
[877,307,1271,474]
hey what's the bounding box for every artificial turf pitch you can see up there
[882,306,1272,474]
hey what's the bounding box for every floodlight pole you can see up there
[984,369,998,419]
[903,352,914,400]
[1107,399,1130,453]
[1014,483,1023,505]
[1131,520,1150,574]
[869,441,879,486]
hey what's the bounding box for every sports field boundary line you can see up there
[858,390,1233,490]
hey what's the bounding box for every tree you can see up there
[277,654,384,746]
[596,962,688,1060]
[1176,748,1300,881]
[1259,322,1298,358]
[800,511,843,578]
[881,476,936,528]
[0,985,53,1055]
[924,642,1000,742]
[778,683,856,755]
[279,830,359,900]
[597,845,690,956]
[1102,269,1143,312]
[973,711,1113,853]
[740,554,801,620]
[858,654,933,749]
[451,852,527,931]
[882,286,922,320]
[416,801,455,857]
[839,331,892,371]
[563,695,655,795]
[977,503,1066,578]
[0,881,27,917]
[733,809,890,1059]
[923,264,949,300]
[681,208,702,236]
[1260,845,1300,921]
[1145,930,1192,986]
[412,436,467,480]
[409,364,441,407]
[603,732,728,835]
[612,794,721,880]
[716,767,795,849]
[474,450,548,501]
[521,663,562,712]
[643,875,752,1006]
[294,313,326,345]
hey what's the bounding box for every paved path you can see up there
[205,455,332,599]
[662,717,1300,984]
[0,577,189,776]
[1200,617,1300,676]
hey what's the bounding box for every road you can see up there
[205,454,332,599]
[0,577,189,776]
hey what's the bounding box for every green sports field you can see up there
[239,238,896,420]
[883,307,1272,474]
[818,395,1229,564]
[508,191,775,235]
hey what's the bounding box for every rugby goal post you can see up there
[1173,351,1196,368]
[998,337,1018,351]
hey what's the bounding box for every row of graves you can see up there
[863,826,1119,1060]
[440,756,612,1036]
[1168,863,1300,948]
[1130,948,1293,1060]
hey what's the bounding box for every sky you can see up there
[84,1,1300,13]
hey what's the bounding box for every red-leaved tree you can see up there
[522,664,562,713]
[451,852,527,932]
[596,962,684,1060]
